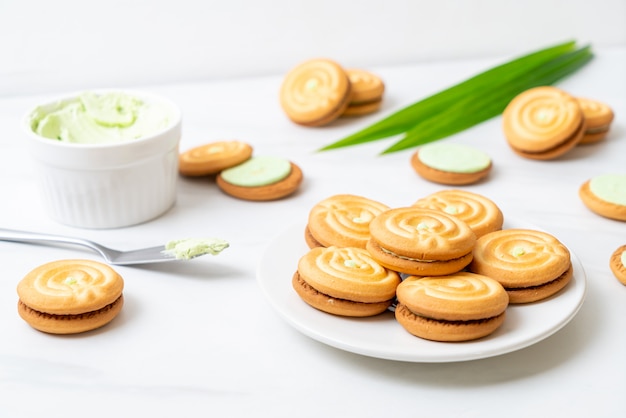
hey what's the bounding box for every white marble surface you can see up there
[1,46,625,417]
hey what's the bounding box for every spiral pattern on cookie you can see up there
[370,207,476,258]
[472,229,570,287]
[346,69,384,103]
[181,141,248,164]
[397,273,508,320]
[504,87,582,149]
[298,246,400,302]
[309,194,389,247]
[413,190,503,238]
[577,97,612,120]
[18,259,124,314]
[282,60,347,113]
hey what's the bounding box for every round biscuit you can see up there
[279,58,352,127]
[503,86,585,160]
[579,176,626,221]
[179,140,253,176]
[609,245,626,286]
[413,189,503,238]
[217,161,303,201]
[307,194,390,249]
[469,229,571,288]
[16,259,125,334]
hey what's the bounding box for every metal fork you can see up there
[0,228,190,265]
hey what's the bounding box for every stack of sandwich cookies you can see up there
[609,245,626,286]
[179,140,253,176]
[366,207,477,276]
[576,97,615,144]
[410,143,492,185]
[412,189,503,238]
[579,174,626,221]
[469,229,572,304]
[394,272,509,342]
[217,155,303,201]
[293,246,401,317]
[279,58,352,127]
[17,259,124,334]
[502,86,585,160]
[305,194,390,249]
[341,69,385,117]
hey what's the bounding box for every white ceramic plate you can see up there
[257,219,587,362]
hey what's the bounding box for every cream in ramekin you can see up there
[24,90,182,229]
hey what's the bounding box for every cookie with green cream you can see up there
[579,174,626,221]
[216,156,303,201]
[410,142,492,185]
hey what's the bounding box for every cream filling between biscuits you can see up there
[380,247,436,262]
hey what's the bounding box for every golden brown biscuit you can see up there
[305,194,390,249]
[179,140,253,176]
[341,69,385,117]
[293,246,401,317]
[469,229,572,303]
[609,245,626,285]
[413,189,503,238]
[216,156,303,201]
[280,58,352,126]
[366,207,476,276]
[502,86,585,160]
[410,143,492,185]
[579,174,626,221]
[17,259,124,334]
[394,273,509,342]
[576,97,615,145]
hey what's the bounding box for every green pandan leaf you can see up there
[318,40,592,153]
[381,46,593,153]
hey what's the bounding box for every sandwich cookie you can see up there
[17,259,124,334]
[469,229,572,304]
[576,97,614,145]
[579,174,626,221]
[395,272,509,342]
[609,245,626,286]
[366,207,477,276]
[217,156,303,201]
[305,194,390,249]
[410,142,492,185]
[502,86,585,160]
[179,140,253,176]
[341,69,385,117]
[293,246,401,317]
[412,189,503,238]
[279,58,352,126]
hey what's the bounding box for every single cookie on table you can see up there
[576,97,615,145]
[341,69,385,117]
[412,189,503,238]
[305,194,390,249]
[179,140,253,176]
[217,156,303,201]
[17,259,124,334]
[395,272,509,342]
[279,58,352,127]
[579,174,626,221]
[502,86,586,160]
[293,246,401,317]
[609,245,626,285]
[366,207,477,276]
[469,229,572,304]
[410,142,492,185]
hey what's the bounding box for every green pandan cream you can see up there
[30,91,174,144]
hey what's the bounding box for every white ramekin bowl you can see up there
[23,90,182,229]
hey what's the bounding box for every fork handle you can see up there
[0,228,106,254]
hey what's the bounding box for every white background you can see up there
[1,0,625,96]
[1,1,626,417]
